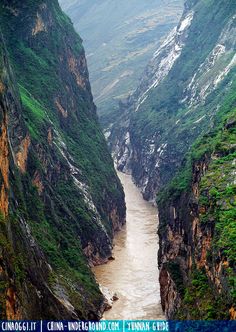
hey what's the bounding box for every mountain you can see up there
[109,0,236,319]
[59,0,184,126]
[0,0,125,319]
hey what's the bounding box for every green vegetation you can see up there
[0,0,124,228]
[154,2,236,314]
[0,213,11,318]
[157,70,236,204]
[19,85,47,140]
[166,261,185,296]
[116,0,236,202]
[0,213,28,318]
[176,268,229,319]
[157,102,236,318]
[22,174,100,301]
[0,0,125,318]
[197,111,236,307]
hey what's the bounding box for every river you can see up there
[93,172,164,320]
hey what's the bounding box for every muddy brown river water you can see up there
[93,172,164,320]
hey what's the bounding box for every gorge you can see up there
[0,0,235,322]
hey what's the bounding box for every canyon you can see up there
[0,0,235,322]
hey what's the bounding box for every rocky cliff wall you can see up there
[158,109,236,319]
[0,0,126,319]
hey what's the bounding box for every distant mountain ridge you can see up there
[59,0,184,125]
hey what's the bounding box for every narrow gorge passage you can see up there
[93,172,164,319]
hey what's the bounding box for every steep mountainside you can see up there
[109,0,236,319]
[0,0,125,319]
[59,0,184,126]
[110,0,236,200]
[158,100,236,319]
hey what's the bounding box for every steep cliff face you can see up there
[109,0,236,201]
[0,0,125,319]
[158,106,236,319]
